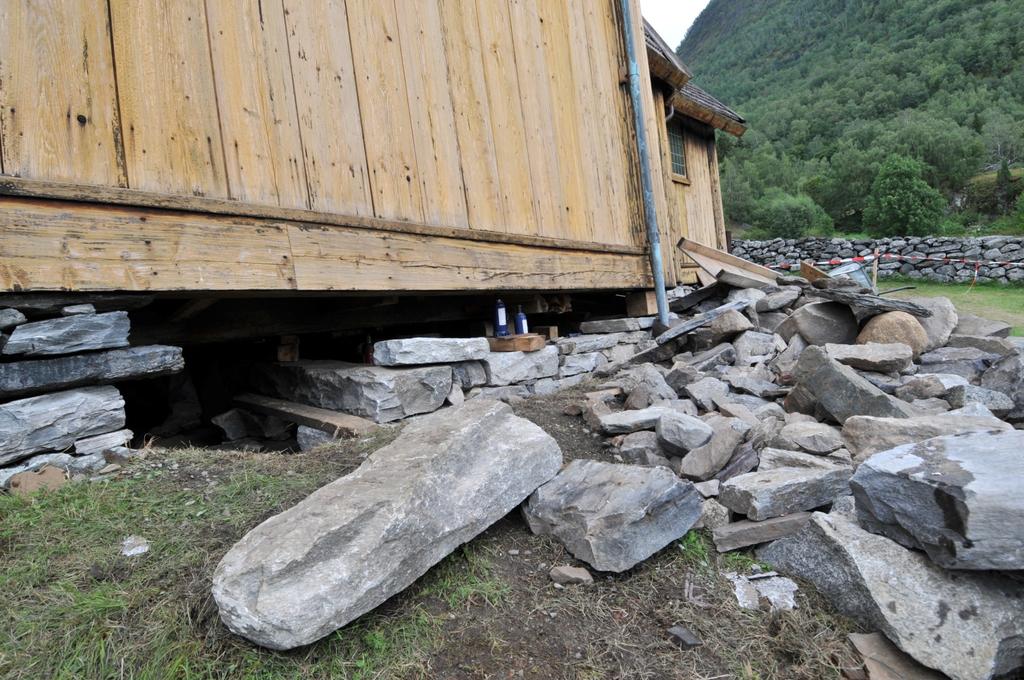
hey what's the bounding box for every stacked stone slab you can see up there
[732,235,1024,284]
[0,302,185,487]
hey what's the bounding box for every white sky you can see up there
[640,0,713,52]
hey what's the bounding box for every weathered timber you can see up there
[486,334,546,352]
[808,288,932,318]
[655,300,749,345]
[3,311,130,356]
[233,393,378,438]
[667,283,722,313]
[0,346,184,399]
[0,386,126,465]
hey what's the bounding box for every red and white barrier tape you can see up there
[768,252,1024,271]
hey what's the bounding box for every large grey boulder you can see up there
[903,297,958,352]
[655,412,713,456]
[707,309,753,343]
[732,330,783,366]
[918,346,1001,382]
[482,346,559,386]
[824,342,913,373]
[372,337,489,366]
[841,412,1013,462]
[758,513,1024,680]
[618,431,671,467]
[523,460,701,572]
[0,307,26,330]
[981,354,1024,421]
[0,345,184,399]
[250,361,452,423]
[684,376,729,411]
[676,415,748,481]
[719,452,852,520]
[776,302,858,346]
[3,311,130,356]
[0,386,126,465]
[947,334,1019,358]
[794,346,916,423]
[954,313,1012,338]
[770,421,843,454]
[213,400,561,650]
[851,431,1024,570]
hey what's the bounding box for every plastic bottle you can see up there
[514,305,529,335]
[494,299,510,337]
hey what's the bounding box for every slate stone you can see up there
[560,351,607,377]
[732,330,783,366]
[0,307,26,330]
[3,311,130,356]
[686,343,736,371]
[713,442,760,482]
[758,513,1024,680]
[980,354,1024,421]
[250,361,452,423]
[579,317,654,333]
[755,287,800,312]
[712,513,812,552]
[556,334,622,354]
[482,346,559,386]
[655,412,714,456]
[372,337,490,366]
[841,412,1013,462]
[213,400,561,650]
[769,333,807,384]
[0,345,184,399]
[776,302,858,346]
[918,346,1001,382]
[894,373,967,401]
[794,347,916,423]
[619,430,671,467]
[0,386,126,465]
[549,566,593,585]
[719,455,852,520]
[694,498,731,531]
[851,430,1024,570]
[451,361,487,389]
[725,375,787,398]
[523,460,701,572]
[954,312,1012,338]
[707,309,753,343]
[60,303,96,316]
[605,363,676,403]
[902,296,958,352]
[73,428,133,455]
[597,406,677,435]
[684,376,729,411]
[824,342,913,373]
[946,334,1019,358]
[0,450,107,489]
[944,384,1014,417]
[676,415,748,481]
[296,425,336,451]
[770,421,843,454]
[856,311,929,358]
[664,362,704,394]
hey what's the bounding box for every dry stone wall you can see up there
[732,236,1024,284]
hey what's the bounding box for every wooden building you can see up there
[0,1,743,303]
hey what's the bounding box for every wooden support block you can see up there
[800,260,828,283]
[277,335,300,363]
[486,334,546,352]
[234,393,378,438]
[533,325,559,340]
[625,290,658,317]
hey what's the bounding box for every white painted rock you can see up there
[213,400,561,650]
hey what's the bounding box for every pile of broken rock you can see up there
[567,276,1024,680]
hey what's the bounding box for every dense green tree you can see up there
[862,156,946,237]
[750,189,833,238]
[995,159,1014,213]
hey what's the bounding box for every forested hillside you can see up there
[678,0,1024,237]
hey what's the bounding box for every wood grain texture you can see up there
[681,125,720,251]
[438,0,504,231]
[0,0,126,185]
[109,0,228,197]
[394,0,467,228]
[345,0,422,222]
[283,0,372,216]
[206,0,307,208]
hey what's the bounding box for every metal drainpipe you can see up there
[619,0,670,325]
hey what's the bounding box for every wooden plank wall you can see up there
[681,123,722,250]
[0,0,646,249]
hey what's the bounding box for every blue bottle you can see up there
[514,305,529,335]
[494,299,510,337]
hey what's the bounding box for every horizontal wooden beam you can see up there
[0,176,645,256]
[234,393,378,438]
[0,196,653,294]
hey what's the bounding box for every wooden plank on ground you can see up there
[677,237,776,287]
[235,393,377,437]
[206,0,307,208]
[109,0,228,197]
[800,260,828,283]
[487,334,546,352]
[283,0,373,216]
[0,0,126,186]
[808,288,932,318]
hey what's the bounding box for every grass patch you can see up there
[883,277,1024,335]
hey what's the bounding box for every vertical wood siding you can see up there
[0,0,649,248]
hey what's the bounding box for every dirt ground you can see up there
[0,389,862,680]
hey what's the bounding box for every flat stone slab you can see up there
[213,400,562,650]
[0,345,184,399]
[719,455,852,520]
[840,412,1013,462]
[597,406,677,435]
[770,421,843,454]
[954,312,1012,338]
[758,513,1024,680]
[794,346,916,423]
[579,317,654,333]
[824,342,913,373]
[712,512,812,552]
[250,361,452,423]
[523,459,701,572]
[482,346,558,386]
[560,351,607,377]
[0,386,126,465]
[776,301,858,346]
[3,311,130,356]
[0,308,26,330]
[851,430,1024,570]
[372,337,489,366]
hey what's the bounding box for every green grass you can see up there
[883,277,1024,335]
[0,440,506,680]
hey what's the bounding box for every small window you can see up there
[668,122,687,180]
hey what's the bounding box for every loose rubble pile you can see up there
[0,302,184,490]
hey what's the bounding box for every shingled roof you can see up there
[643,19,690,91]
[674,82,747,137]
